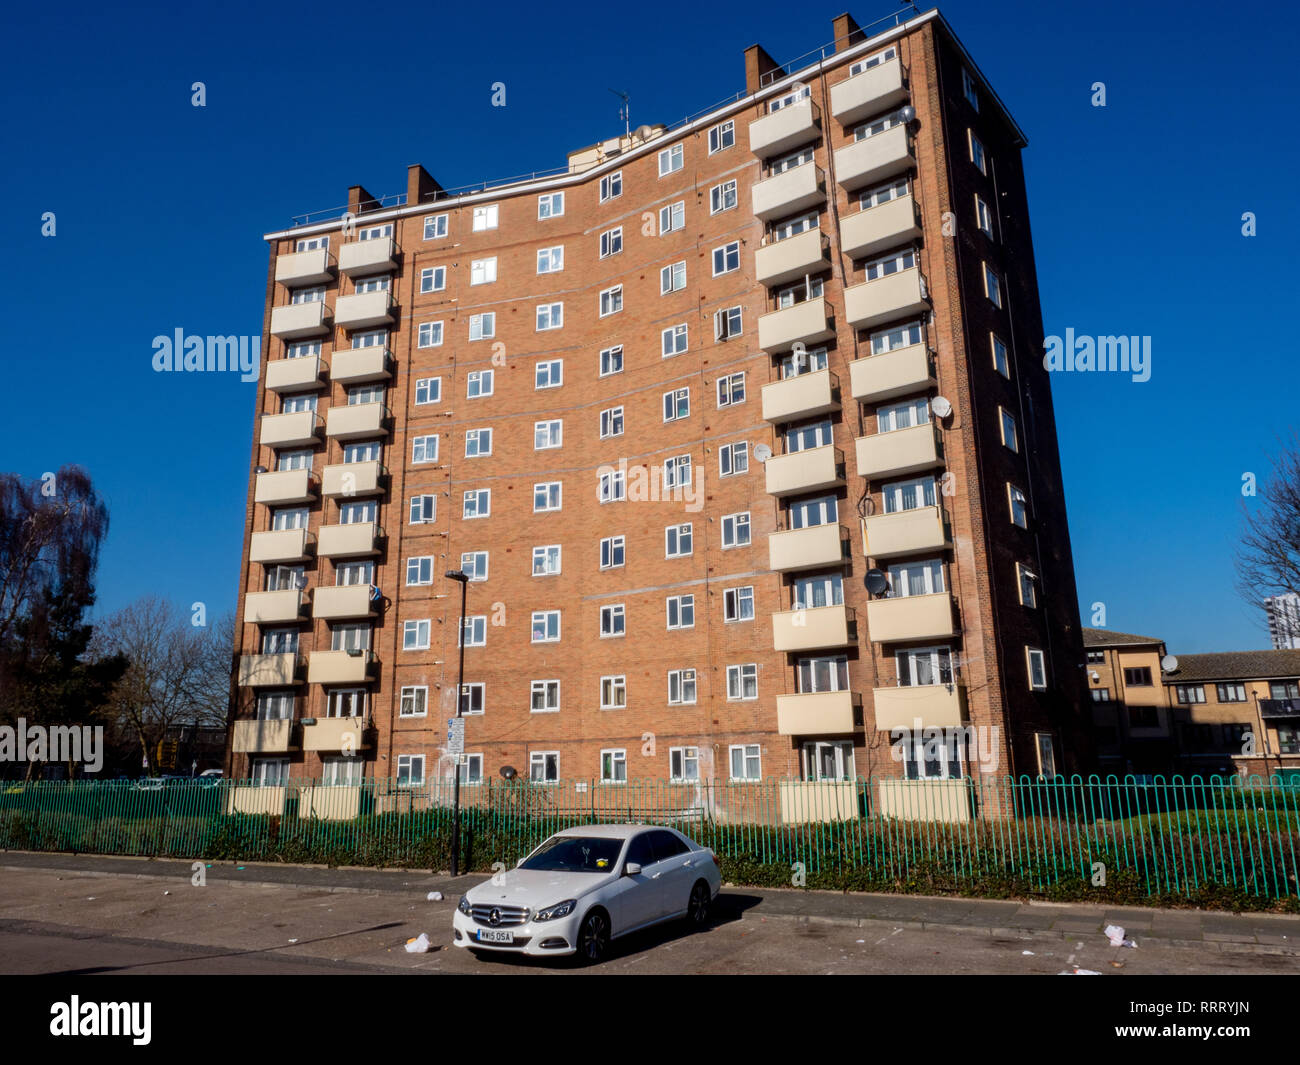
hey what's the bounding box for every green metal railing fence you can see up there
[2,774,1298,903]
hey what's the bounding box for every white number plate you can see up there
[477,928,515,943]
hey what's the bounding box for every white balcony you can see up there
[265,355,326,393]
[321,461,386,498]
[776,690,860,736]
[237,653,301,688]
[231,718,297,754]
[768,523,847,572]
[751,163,826,222]
[339,237,397,277]
[334,290,394,330]
[849,343,934,403]
[330,347,393,385]
[765,444,844,497]
[876,778,971,823]
[779,781,860,825]
[254,469,317,506]
[840,195,922,261]
[755,228,830,288]
[270,301,329,339]
[307,650,376,685]
[772,604,855,652]
[312,584,377,620]
[301,716,373,751]
[749,97,821,158]
[259,410,322,449]
[762,368,840,423]
[757,296,834,353]
[830,56,910,125]
[248,528,314,565]
[325,402,389,441]
[275,247,334,287]
[863,506,950,560]
[243,589,306,626]
[865,593,955,643]
[855,423,943,479]
[834,125,914,192]
[844,268,928,331]
[872,683,966,732]
[316,522,381,559]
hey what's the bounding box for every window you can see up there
[599,285,623,317]
[601,749,627,782]
[969,130,987,174]
[661,324,689,357]
[599,172,622,202]
[710,180,738,214]
[770,145,816,176]
[461,551,488,581]
[1086,649,1105,664]
[467,370,494,398]
[468,313,495,340]
[1271,681,1300,699]
[976,195,994,238]
[471,204,499,231]
[339,499,376,523]
[534,481,562,512]
[1217,682,1247,703]
[600,604,625,638]
[600,406,624,439]
[1008,485,1029,528]
[400,686,427,718]
[600,677,626,710]
[345,382,383,406]
[787,418,834,452]
[530,751,560,782]
[599,227,622,258]
[659,201,685,234]
[256,692,294,721]
[271,507,309,531]
[1035,734,1057,779]
[459,754,484,783]
[1124,666,1153,687]
[357,223,392,241]
[417,321,444,348]
[335,561,372,586]
[463,489,490,518]
[532,544,562,577]
[414,377,441,405]
[800,655,850,693]
[660,261,687,294]
[534,419,562,450]
[396,755,424,787]
[1000,408,1018,452]
[531,610,560,643]
[663,454,692,489]
[775,276,823,308]
[853,107,908,142]
[537,192,564,219]
[330,622,370,652]
[406,556,434,586]
[793,573,843,610]
[1091,688,1111,702]
[662,387,690,422]
[598,468,626,503]
[991,334,1009,377]
[729,744,761,781]
[411,435,439,463]
[768,84,810,112]
[261,628,298,655]
[900,736,962,780]
[665,523,692,558]
[470,257,497,285]
[886,558,944,598]
[459,683,485,716]
[848,44,897,76]
[1017,564,1038,608]
[869,322,922,357]
[460,616,487,647]
[403,619,431,651]
[419,266,446,293]
[535,244,564,273]
[803,741,855,782]
[465,428,492,457]
[714,306,743,339]
[670,747,700,782]
[295,235,329,252]
[600,345,623,376]
[721,512,751,548]
[668,669,697,706]
[724,585,754,622]
[531,681,560,713]
[863,247,916,281]
[658,144,684,175]
[962,68,979,110]
[712,241,740,276]
[716,373,745,408]
[882,476,936,514]
[290,285,324,305]
[719,441,748,477]
[600,535,625,570]
[423,215,448,240]
[284,340,321,360]
[859,177,909,211]
[276,449,312,472]
[1027,647,1047,690]
[708,120,735,153]
[984,263,1003,308]
[536,302,563,330]
[1176,684,1207,704]
[726,664,757,699]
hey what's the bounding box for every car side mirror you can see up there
[623,862,642,876]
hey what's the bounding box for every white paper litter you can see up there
[404,933,432,954]
[1104,924,1137,947]
[1022,950,1035,956]
[1059,967,1102,975]
[427,891,443,901]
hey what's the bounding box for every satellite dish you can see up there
[899,104,916,123]
[1161,655,1179,673]
[931,396,953,419]
[499,765,518,780]
[753,443,773,463]
[865,568,889,596]
[635,124,654,141]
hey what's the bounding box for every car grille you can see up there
[471,903,530,928]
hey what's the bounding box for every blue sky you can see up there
[1,0,1295,653]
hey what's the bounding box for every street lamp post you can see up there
[445,569,470,877]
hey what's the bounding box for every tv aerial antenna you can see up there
[609,88,630,138]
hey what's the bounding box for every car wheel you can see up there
[576,909,611,964]
[686,880,712,929]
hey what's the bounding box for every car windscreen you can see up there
[519,836,625,873]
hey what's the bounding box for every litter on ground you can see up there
[1104,924,1137,948]
[1059,967,1102,975]
[427,891,443,901]
[405,933,432,954]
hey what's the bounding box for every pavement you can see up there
[1,850,1298,975]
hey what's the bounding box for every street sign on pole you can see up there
[447,717,465,755]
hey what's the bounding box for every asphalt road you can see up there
[1,858,1298,975]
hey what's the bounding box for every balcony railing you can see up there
[338,236,398,277]
[749,97,821,159]
[259,410,322,449]
[829,56,909,125]
[301,715,374,752]
[862,506,950,560]
[265,355,327,393]
[865,593,955,643]
[776,690,860,736]
[321,461,386,498]
[761,368,840,423]
[334,290,395,330]
[754,227,829,287]
[840,194,922,261]
[316,522,382,558]
[275,247,334,287]
[307,649,376,685]
[772,604,856,652]
[768,523,848,572]
[833,125,914,191]
[253,468,317,506]
[757,296,835,353]
[752,163,827,223]
[312,584,378,620]
[855,423,943,480]
[765,444,845,497]
[330,347,394,384]
[325,402,391,441]
[270,301,330,339]
[849,343,934,403]
[844,268,928,331]
[872,682,966,732]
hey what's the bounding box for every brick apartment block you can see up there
[227,7,1093,816]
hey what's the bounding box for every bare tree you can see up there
[1237,435,1300,645]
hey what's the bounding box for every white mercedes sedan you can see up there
[452,824,721,962]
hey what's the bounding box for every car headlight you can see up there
[534,899,576,921]
[457,895,472,915]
